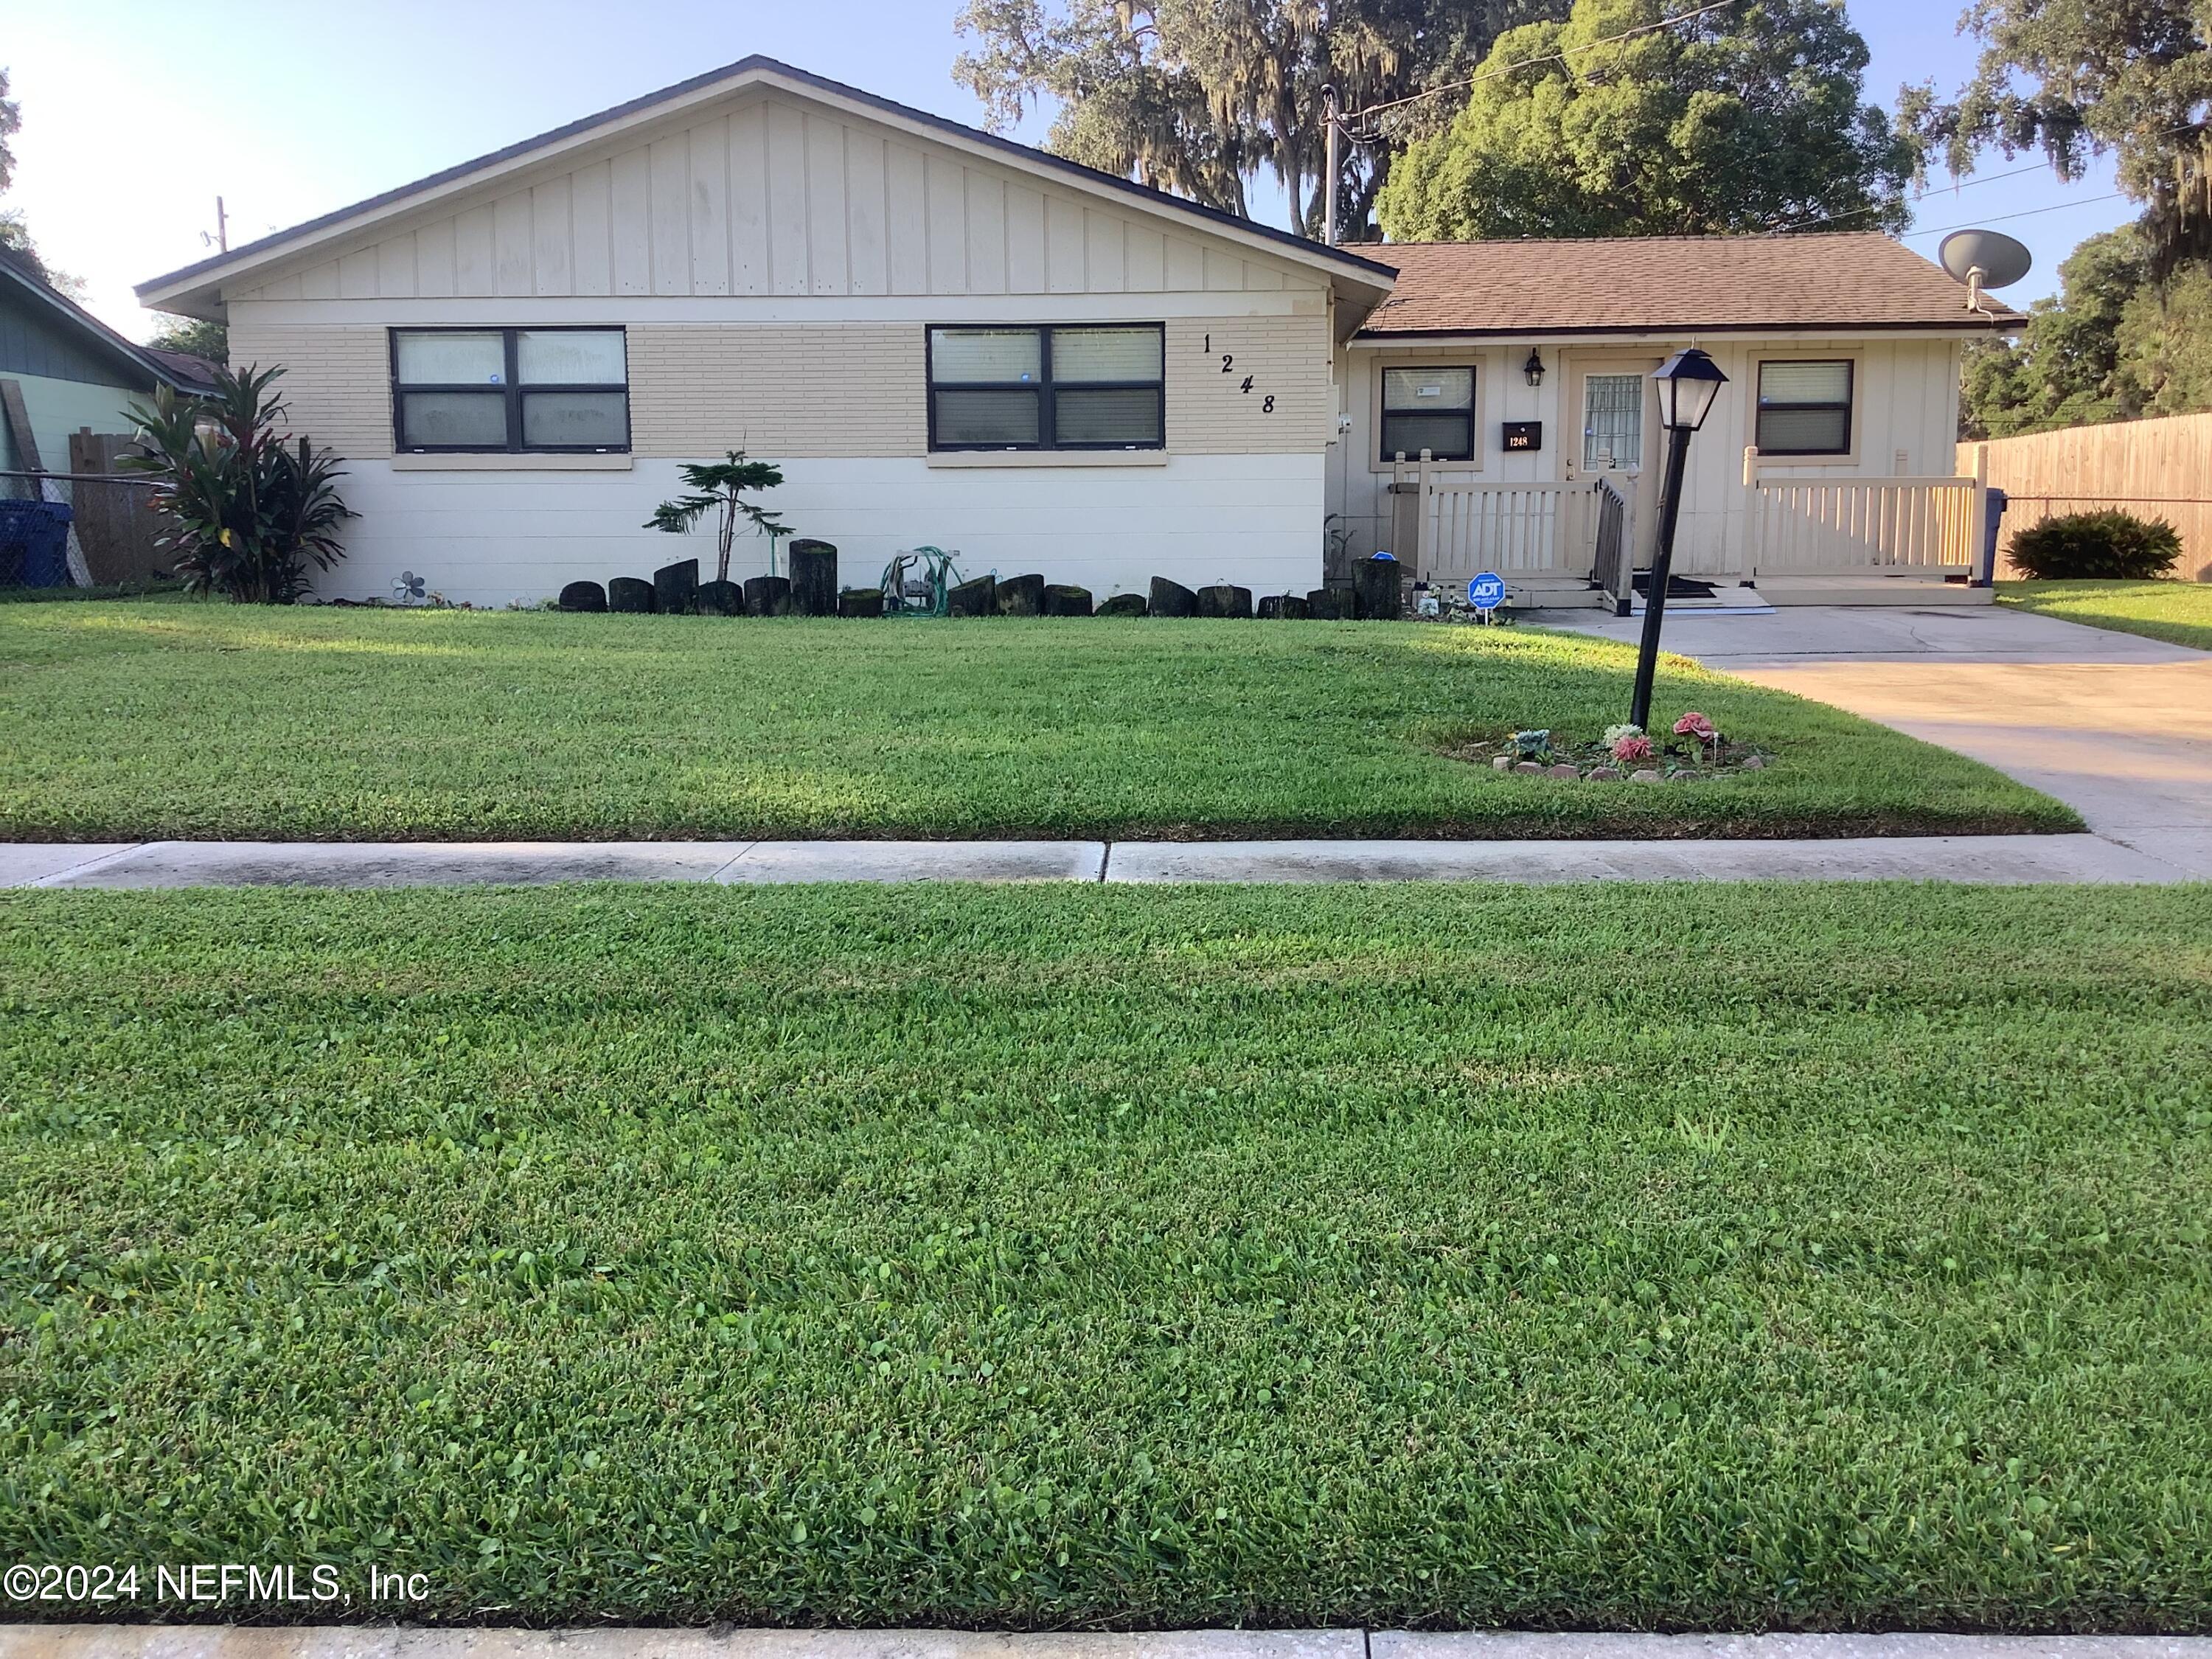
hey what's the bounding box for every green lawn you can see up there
[4,882,2210,1628]
[0,604,2070,841]
[1998,580,2212,652]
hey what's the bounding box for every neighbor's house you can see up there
[2,246,213,481]
[1332,237,2022,607]
[134,58,1396,609]
[133,57,2016,610]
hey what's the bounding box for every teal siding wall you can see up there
[0,285,156,472]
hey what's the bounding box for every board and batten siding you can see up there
[228,94,1318,306]
[207,77,1357,607]
[1326,333,1966,579]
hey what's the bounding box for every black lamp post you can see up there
[1629,347,1729,732]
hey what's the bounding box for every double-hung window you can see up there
[927,324,1164,451]
[1380,366,1475,462]
[391,327,629,453]
[1755,359,1854,456]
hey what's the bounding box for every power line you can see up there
[1781,159,2067,232]
[1784,122,2197,234]
[1901,192,2130,237]
[1340,0,1737,127]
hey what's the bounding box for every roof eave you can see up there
[1355,316,2024,341]
[0,252,206,392]
[136,57,1398,316]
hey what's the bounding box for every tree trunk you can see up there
[947,575,995,616]
[608,577,656,613]
[1354,557,1401,621]
[653,558,699,615]
[837,587,885,618]
[1148,577,1197,617]
[742,574,793,616]
[695,579,745,616]
[557,580,608,613]
[787,539,838,616]
[995,573,1045,616]
[1042,583,1093,616]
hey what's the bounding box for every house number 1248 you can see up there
[1201,335,1273,411]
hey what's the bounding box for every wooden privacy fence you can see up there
[1390,454,1596,584]
[1745,448,1985,577]
[1964,413,2212,581]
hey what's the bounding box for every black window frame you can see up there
[925,323,1166,453]
[1380,364,1478,464]
[389,325,630,455]
[1754,358,1855,456]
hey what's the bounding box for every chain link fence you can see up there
[0,470,172,597]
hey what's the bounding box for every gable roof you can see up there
[1,247,213,392]
[137,56,1398,313]
[1353,233,2024,338]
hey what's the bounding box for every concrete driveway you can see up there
[1548,604,2212,879]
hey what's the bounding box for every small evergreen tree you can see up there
[644,452,792,582]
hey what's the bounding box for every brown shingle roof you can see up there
[1352,232,2023,337]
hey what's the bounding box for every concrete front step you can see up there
[1756,574,1993,606]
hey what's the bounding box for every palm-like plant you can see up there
[122,365,353,604]
[644,451,791,582]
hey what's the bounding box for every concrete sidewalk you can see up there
[0,832,2190,889]
[5,1629,2210,1659]
[1545,605,2212,879]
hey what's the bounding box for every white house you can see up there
[1332,236,2021,607]
[136,57,2018,611]
[135,58,1396,610]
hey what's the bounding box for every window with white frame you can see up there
[1380,366,1475,462]
[927,324,1164,451]
[1755,359,1854,456]
[391,327,629,453]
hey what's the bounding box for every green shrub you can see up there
[122,365,353,605]
[2007,508,2183,580]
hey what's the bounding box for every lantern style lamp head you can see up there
[1651,347,1728,432]
[1523,347,1546,387]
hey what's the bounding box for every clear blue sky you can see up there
[4,0,2130,340]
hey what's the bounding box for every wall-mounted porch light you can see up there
[1523,348,1546,387]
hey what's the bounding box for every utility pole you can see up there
[1321,85,1340,245]
[214,195,229,253]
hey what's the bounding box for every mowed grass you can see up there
[1999,580,2212,653]
[0,602,2071,841]
[4,882,2211,1629]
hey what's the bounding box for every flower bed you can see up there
[1444,712,1771,782]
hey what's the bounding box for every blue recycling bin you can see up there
[0,498,74,588]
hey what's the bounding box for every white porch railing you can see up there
[1391,454,1597,582]
[1745,447,1988,577]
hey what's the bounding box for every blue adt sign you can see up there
[1467,572,1507,612]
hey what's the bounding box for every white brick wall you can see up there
[1166,314,1332,453]
[629,324,925,455]
[228,323,392,458]
[226,313,1335,462]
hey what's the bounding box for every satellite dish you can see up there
[1939,229,2033,313]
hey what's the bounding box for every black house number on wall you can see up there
[1203,334,1275,413]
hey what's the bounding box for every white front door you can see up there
[1562,357,1661,571]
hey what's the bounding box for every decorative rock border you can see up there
[1463,734,1773,782]
[547,561,1387,624]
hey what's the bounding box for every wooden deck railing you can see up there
[1391,453,1596,582]
[1745,447,1987,577]
[1590,476,1633,614]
